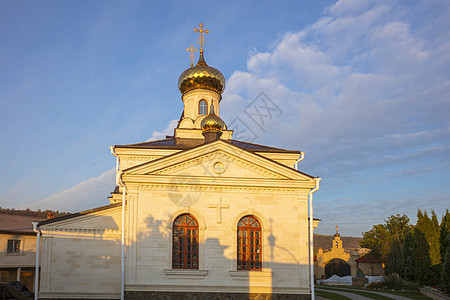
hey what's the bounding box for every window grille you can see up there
[7,240,20,253]
[199,100,208,115]
[237,216,261,270]
[173,214,199,269]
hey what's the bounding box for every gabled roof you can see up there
[355,253,385,263]
[314,234,364,252]
[0,213,47,235]
[38,203,121,226]
[122,138,315,181]
[115,137,301,154]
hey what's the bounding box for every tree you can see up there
[415,209,442,285]
[360,214,411,260]
[387,237,403,275]
[440,210,450,260]
[430,211,442,265]
[442,245,450,293]
[360,224,388,258]
[403,230,415,281]
[415,210,441,265]
[414,228,432,285]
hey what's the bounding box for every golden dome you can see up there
[201,104,225,132]
[178,53,225,95]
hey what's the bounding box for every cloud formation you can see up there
[26,168,116,213]
[222,0,450,235]
[147,119,178,141]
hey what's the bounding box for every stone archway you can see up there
[325,258,351,278]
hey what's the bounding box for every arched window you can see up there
[199,100,208,115]
[237,215,261,270]
[173,214,199,269]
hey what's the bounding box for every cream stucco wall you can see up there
[122,140,316,295]
[38,140,317,298]
[0,233,37,269]
[39,206,122,299]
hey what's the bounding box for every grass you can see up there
[384,291,430,300]
[316,285,431,300]
[316,290,351,299]
[317,286,392,299]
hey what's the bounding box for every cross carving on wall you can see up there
[208,197,229,224]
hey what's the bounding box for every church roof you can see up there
[38,203,122,226]
[314,234,364,252]
[355,253,385,263]
[115,137,301,154]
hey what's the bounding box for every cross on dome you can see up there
[193,23,209,54]
[186,44,197,67]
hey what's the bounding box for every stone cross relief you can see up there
[208,197,229,224]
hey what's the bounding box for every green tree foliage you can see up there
[414,228,432,285]
[416,210,441,265]
[360,214,411,260]
[440,209,450,260]
[430,211,442,265]
[403,230,415,281]
[387,238,403,275]
[442,246,450,293]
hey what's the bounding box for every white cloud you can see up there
[222,0,449,175]
[221,0,450,236]
[147,119,178,141]
[25,168,116,213]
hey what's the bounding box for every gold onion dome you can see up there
[178,53,226,95]
[201,104,225,132]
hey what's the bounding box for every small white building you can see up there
[36,29,321,299]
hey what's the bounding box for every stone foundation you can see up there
[125,291,311,300]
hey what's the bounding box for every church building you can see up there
[35,24,321,299]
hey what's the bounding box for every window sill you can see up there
[229,270,273,280]
[164,269,208,279]
[4,253,24,256]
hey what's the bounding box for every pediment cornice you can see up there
[124,140,315,182]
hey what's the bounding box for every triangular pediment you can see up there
[124,140,314,182]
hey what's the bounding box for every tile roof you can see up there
[314,234,364,252]
[354,253,385,263]
[0,213,47,234]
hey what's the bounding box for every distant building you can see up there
[0,211,47,291]
[354,253,386,276]
[314,227,370,279]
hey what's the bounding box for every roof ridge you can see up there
[38,203,122,226]
[115,137,174,147]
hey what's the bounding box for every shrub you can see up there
[367,274,418,291]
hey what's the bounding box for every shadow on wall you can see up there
[38,212,312,299]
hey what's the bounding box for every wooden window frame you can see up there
[7,240,21,254]
[237,216,262,270]
[172,214,199,269]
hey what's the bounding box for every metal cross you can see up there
[193,23,209,53]
[335,225,339,233]
[208,197,229,224]
[186,44,197,67]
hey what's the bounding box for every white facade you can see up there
[37,46,320,299]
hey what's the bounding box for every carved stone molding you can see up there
[229,270,273,280]
[139,184,298,194]
[151,150,283,179]
[50,228,120,234]
[164,269,208,279]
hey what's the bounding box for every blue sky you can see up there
[0,0,448,236]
